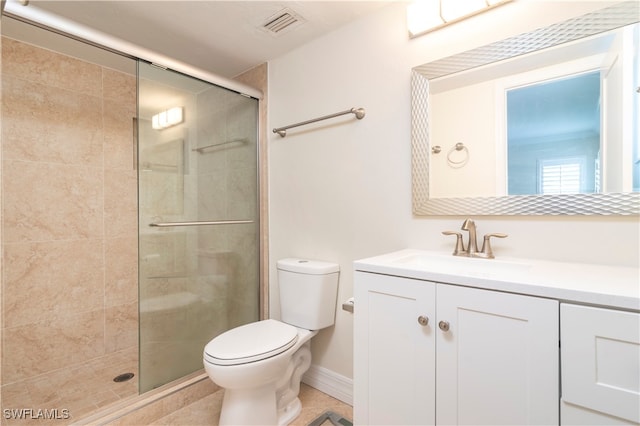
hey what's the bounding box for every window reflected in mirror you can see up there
[506,72,600,195]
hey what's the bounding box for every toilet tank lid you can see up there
[277,258,339,275]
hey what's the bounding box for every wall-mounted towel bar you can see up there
[149,220,254,227]
[273,107,365,137]
[192,139,247,153]
[141,162,179,171]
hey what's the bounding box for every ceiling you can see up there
[507,71,601,144]
[14,1,395,78]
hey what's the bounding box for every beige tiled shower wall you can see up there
[0,37,138,421]
[234,63,268,319]
[195,85,260,331]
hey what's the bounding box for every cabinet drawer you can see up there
[561,304,640,423]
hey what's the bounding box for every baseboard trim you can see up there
[302,364,353,406]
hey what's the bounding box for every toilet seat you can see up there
[204,319,298,366]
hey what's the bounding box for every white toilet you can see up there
[203,258,340,426]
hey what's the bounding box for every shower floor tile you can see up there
[0,348,138,425]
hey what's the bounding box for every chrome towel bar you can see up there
[149,220,254,227]
[273,107,365,137]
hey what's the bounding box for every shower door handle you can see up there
[149,220,254,227]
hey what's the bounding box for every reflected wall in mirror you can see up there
[412,1,640,215]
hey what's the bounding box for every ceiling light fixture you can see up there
[152,107,183,130]
[407,0,512,38]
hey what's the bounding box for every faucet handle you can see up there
[442,231,466,255]
[480,233,508,259]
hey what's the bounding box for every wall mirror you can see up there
[411,1,640,215]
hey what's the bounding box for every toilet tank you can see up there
[277,258,340,330]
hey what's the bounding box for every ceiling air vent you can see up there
[262,8,305,35]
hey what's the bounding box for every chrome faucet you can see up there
[442,219,508,259]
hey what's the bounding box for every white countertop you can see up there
[354,249,640,311]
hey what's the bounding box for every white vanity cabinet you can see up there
[436,283,559,425]
[561,304,640,425]
[353,272,436,425]
[354,271,559,425]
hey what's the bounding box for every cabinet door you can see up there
[436,284,559,425]
[561,304,640,424]
[354,272,436,425]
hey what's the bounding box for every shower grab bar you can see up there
[149,220,254,227]
[192,138,247,153]
[272,107,365,137]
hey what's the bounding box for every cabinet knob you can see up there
[438,320,450,332]
[418,315,429,326]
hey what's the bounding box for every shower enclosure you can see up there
[0,15,260,421]
[137,62,260,392]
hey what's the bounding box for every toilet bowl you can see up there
[203,258,339,426]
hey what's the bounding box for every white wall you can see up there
[268,1,639,382]
[430,80,497,197]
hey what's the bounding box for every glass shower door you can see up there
[137,62,260,392]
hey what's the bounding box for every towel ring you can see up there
[447,143,469,168]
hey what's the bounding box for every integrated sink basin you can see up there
[355,249,532,281]
[354,249,640,312]
[392,252,532,276]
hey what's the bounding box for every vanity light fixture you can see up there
[152,106,184,130]
[407,0,512,38]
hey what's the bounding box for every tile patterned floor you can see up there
[152,383,353,426]
[1,369,350,426]
[0,348,139,425]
